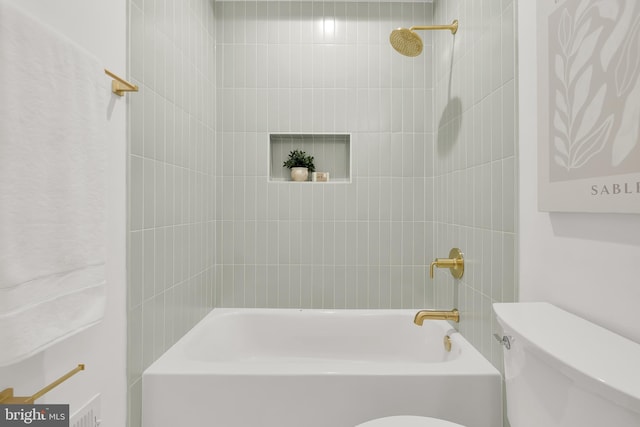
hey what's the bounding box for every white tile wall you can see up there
[127,1,518,426]
[127,1,217,426]
[215,1,435,310]
[431,0,518,376]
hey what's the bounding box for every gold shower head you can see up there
[389,20,459,57]
[389,28,424,57]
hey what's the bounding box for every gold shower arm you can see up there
[0,364,85,404]
[410,20,458,35]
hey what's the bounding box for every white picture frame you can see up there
[538,0,640,213]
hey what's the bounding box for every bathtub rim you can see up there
[143,308,500,377]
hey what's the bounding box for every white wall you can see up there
[0,0,127,425]
[518,0,640,344]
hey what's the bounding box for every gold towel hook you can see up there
[104,68,139,96]
[0,364,85,404]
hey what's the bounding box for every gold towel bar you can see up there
[0,364,85,404]
[104,68,138,96]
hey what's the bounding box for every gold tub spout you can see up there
[414,309,460,325]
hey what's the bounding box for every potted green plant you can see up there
[283,149,315,181]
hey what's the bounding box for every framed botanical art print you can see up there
[538,0,640,213]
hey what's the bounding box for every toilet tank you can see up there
[493,302,640,427]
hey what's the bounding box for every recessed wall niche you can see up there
[269,134,351,182]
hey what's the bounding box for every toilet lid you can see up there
[355,416,466,427]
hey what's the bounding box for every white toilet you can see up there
[357,302,640,427]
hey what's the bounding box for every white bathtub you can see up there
[142,309,502,427]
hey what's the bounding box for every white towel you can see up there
[0,0,107,366]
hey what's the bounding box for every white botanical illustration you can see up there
[552,1,614,171]
[542,0,640,212]
[551,0,640,176]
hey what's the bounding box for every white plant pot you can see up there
[290,167,309,182]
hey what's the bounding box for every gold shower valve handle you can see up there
[430,258,459,277]
[429,248,464,279]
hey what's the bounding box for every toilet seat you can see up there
[355,415,466,427]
